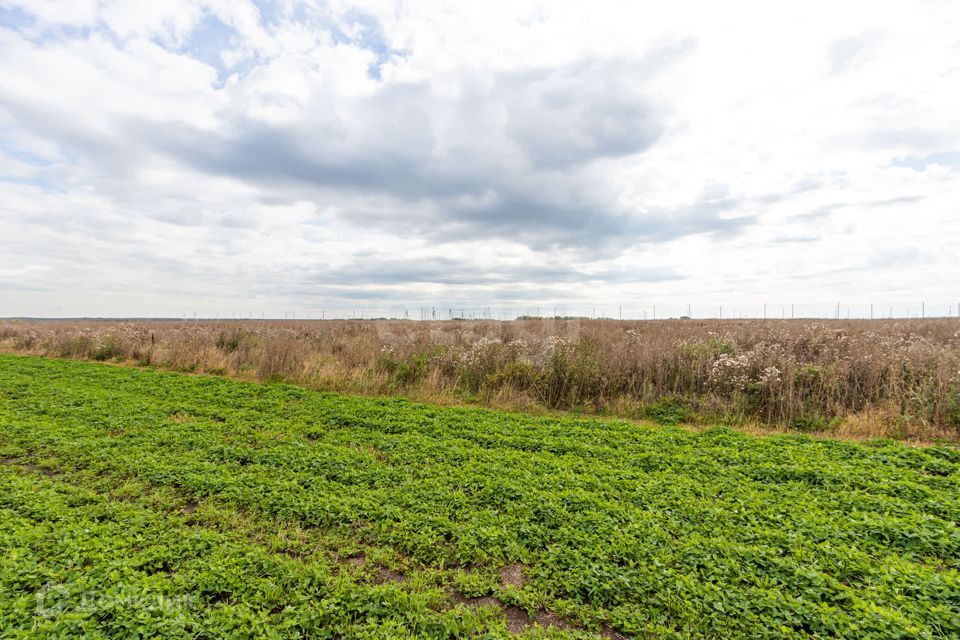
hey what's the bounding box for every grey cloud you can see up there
[218,211,258,228]
[431,190,634,250]
[405,187,752,251]
[149,108,747,254]
[756,178,826,205]
[153,117,454,201]
[2,28,747,257]
[0,97,144,183]
[791,194,922,223]
[114,47,717,254]
[842,128,955,153]
[780,265,862,281]
[245,280,650,307]
[307,256,681,287]
[828,32,882,75]
[866,195,923,207]
[0,280,53,293]
[499,61,665,169]
[771,235,819,244]
[225,255,685,307]
[150,58,673,197]
[317,258,592,287]
[868,248,923,269]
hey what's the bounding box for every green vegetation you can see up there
[1,354,959,638]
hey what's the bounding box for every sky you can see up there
[1,0,959,319]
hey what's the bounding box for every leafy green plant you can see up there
[790,414,843,433]
[1,354,958,640]
[642,397,690,425]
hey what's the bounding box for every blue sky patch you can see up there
[332,10,405,79]
[891,151,960,171]
[0,5,33,31]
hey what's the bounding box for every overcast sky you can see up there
[1,1,959,318]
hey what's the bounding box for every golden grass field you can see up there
[2,317,959,443]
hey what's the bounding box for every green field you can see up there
[1,355,958,639]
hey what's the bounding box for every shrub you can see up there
[379,352,428,387]
[946,386,960,428]
[643,397,690,425]
[92,339,115,361]
[215,331,246,352]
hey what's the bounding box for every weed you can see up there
[2,318,960,440]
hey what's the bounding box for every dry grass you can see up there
[2,318,959,442]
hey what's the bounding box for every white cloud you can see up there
[0,0,958,318]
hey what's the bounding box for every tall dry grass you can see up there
[2,318,959,441]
